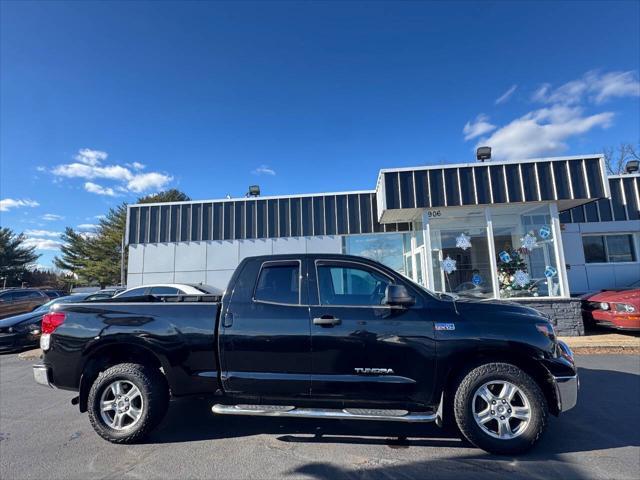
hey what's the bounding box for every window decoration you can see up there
[497,249,538,297]
[455,232,472,250]
[544,265,557,278]
[471,272,482,286]
[539,225,551,239]
[498,251,512,263]
[441,256,457,274]
[520,232,537,252]
[513,269,531,288]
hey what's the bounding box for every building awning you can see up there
[375,155,609,223]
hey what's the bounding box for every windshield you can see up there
[33,294,86,312]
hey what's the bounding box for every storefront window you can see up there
[492,204,560,298]
[429,208,493,299]
[343,233,405,274]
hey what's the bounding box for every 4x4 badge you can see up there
[435,323,456,331]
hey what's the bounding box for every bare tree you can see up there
[602,142,640,174]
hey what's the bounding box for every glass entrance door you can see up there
[402,232,427,288]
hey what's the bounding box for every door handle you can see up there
[313,315,341,326]
[223,312,234,328]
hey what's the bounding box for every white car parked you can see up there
[114,283,222,298]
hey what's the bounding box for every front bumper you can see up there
[33,364,54,388]
[552,340,579,412]
[552,374,579,412]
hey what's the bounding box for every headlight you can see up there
[599,302,610,311]
[614,303,636,313]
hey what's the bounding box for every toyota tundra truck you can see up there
[33,253,578,454]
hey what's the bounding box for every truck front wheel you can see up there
[453,362,548,455]
[87,363,169,444]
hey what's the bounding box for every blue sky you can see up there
[1,1,639,268]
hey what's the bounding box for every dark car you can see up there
[34,253,577,455]
[0,293,92,352]
[84,288,125,301]
[0,289,49,319]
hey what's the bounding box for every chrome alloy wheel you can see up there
[99,380,144,430]
[472,380,531,440]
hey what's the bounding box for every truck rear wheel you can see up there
[87,363,169,444]
[453,362,548,455]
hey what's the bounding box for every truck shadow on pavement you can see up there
[148,366,638,462]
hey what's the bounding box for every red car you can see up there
[582,280,640,331]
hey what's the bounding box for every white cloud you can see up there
[463,114,496,141]
[76,223,98,231]
[51,148,173,196]
[24,229,61,238]
[36,166,46,172]
[251,164,276,176]
[22,237,63,251]
[532,70,640,105]
[53,162,132,181]
[126,172,173,192]
[75,148,108,166]
[84,182,116,196]
[79,231,98,240]
[42,213,64,221]
[0,198,39,212]
[465,70,636,160]
[495,85,517,105]
[475,105,613,160]
[127,162,145,170]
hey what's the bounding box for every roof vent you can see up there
[476,146,491,162]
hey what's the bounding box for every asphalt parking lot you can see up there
[1,354,638,480]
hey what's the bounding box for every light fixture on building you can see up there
[247,185,261,197]
[626,160,639,174]
[476,146,491,162]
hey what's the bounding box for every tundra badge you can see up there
[354,368,395,374]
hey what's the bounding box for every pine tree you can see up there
[0,228,40,286]
[53,189,190,287]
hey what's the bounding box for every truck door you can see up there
[219,259,312,398]
[308,259,436,406]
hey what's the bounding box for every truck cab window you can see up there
[317,264,391,306]
[254,262,300,305]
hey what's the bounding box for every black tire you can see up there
[453,362,548,455]
[87,362,169,444]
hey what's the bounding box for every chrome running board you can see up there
[211,404,437,422]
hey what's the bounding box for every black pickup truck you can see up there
[33,254,578,454]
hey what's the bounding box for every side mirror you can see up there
[384,284,415,307]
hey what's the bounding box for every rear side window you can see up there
[150,287,181,295]
[118,287,148,298]
[14,291,41,300]
[0,292,14,301]
[254,262,300,305]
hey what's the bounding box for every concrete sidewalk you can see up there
[560,333,640,354]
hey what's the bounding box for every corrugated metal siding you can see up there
[563,176,640,223]
[127,192,411,245]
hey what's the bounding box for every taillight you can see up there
[42,312,66,334]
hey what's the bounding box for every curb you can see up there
[18,348,42,361]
